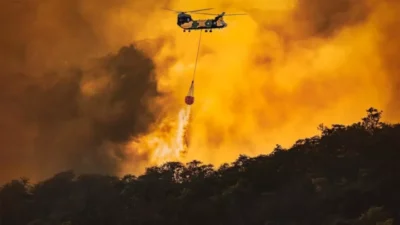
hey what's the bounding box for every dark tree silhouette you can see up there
[1,107,398,225]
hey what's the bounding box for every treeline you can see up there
[0,108,399,225]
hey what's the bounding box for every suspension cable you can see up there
[192,30,202,81]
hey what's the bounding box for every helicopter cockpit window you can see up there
[178,16,191,24]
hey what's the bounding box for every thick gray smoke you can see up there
[0,0,174,183]
[0,44,162,183]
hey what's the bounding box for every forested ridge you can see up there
[1,108,399,225]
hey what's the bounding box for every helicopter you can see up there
[163,8,246,32]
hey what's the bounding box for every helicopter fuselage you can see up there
[178,16,227,31]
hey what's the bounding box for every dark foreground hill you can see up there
[1,108,399,225]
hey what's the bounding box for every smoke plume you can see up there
[0,0,174,183]
[1,0,400,183]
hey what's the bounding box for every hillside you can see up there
[1,108,399,225]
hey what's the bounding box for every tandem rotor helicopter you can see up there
[163,8,246,32]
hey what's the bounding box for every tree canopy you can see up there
[1,107,399,225]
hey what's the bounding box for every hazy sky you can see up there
[0,0,399,183]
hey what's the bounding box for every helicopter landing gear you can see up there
[205,29,212,32]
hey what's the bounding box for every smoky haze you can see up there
[1,0,400,183]
[0,0,173,183]
[0,44,162,182]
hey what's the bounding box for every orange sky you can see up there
[0,0,399,183]
[122,0,400,173]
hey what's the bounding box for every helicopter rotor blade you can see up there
[190,12,246,16]
[190,12,219,15]
[162,8,180,13]
[162,8,213,13]
[222,13,247,16]
[185,8,213,13]
[162,8,183,13]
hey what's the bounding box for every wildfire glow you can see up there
[2,0,398,182]
[129,106,192,167]
[120,0,400,172]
